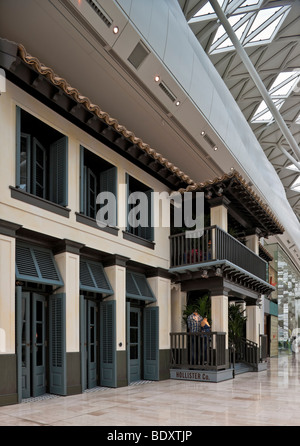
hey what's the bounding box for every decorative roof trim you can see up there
[178,170,284,234]
[17,44,195,188]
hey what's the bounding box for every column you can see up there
[211,291,228,348]
[104,255,128,387]
[171,283,186,333]
[147,270,171,380]
[209,196,230,232]
[246,304,261,345]
[0,220,21,406]
[54,239,83,395]
[245,228,261,255]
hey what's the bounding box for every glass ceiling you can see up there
[190,1,291,54]
[183,0,300,211]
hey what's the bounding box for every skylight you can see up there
[189,2,291,54]
[251,70,300,124]
[290,177,300,193]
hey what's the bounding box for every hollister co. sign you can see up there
[171,370,211,382]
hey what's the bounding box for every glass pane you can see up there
[36,301,43,322]
[36,346,43,366]
[130,345,138,360]
[130,327,138,343]
[130,311,138,327]
[36,322,42,344]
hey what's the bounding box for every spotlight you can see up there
[113,26,119,34]
[154,75,160,82]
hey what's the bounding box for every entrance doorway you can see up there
[80,296,116,391]
[19,292,47,399]
[128,307,141,383]
[126,302,159,384]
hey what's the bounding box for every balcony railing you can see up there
[170,225,267,281]
[170,332,227,371]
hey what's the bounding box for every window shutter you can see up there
[80,146,86,214]
[100,300,116,387]
[80,259,113,295]
[99,166,117,226]
[87,167,97,219]
[143,306,159,380]
[50,136,68,206]
[80,295,87,392]
[144,188,154,241]
[32,137,47,199]
[16,243,64,286]
[126,271,156,303]
[49,293,67,395]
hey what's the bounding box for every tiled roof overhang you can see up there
[179,171,284,237]
[0,38,194,190]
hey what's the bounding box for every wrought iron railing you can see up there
[170,332,227,371]
[170,226,267,280]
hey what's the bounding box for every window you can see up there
[80,146,117,226]
[126,174,154,242]
[16,107,68,206]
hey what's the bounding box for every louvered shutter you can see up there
[143,306,159,380]
[49,293,67,395]
[80,295,87,392]
[126,271,156,303]
[100,300,116,387]
[49,136,68,206]
[99,166,117,226]
[80,259,113,295]
[32,137,47,199]
[144,188,154,241]
[80,146,86,214]
[15,244,64,287]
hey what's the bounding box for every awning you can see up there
[16,243,64,287]
[80,259,113,295]
[126,271,156,303]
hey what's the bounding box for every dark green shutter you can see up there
[99,166,117,226]
[49,293,67,395]
[80,295,87,392]
[15,243,64,287]
[50,136,68,206]
[80,146,86,214]
[32,137,46,199]
[16,286,23,402]
[144,188,154,241]
[143,306,159,380]
[87,167,97,218]
[100,300,116,387]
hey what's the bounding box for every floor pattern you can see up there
[1,354,300,426]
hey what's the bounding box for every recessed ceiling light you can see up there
[154,75,160,82]
[201,131,205,136]
[214,146,218,151]
[113,26,119,34]
[175,100,180,106]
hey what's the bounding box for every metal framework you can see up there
[178,0,300,220]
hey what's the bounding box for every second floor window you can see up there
[80,146,117,226]
[16,107,68,206]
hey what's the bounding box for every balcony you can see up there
[170,225,268,281]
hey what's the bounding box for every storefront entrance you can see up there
[19,292,47,398]
[128,307,141,383]
[80,296,116,390]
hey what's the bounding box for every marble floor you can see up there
[1,354,300,427]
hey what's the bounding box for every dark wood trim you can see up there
[122,231,155,250]
[0,219,22,237]
[53,239,85,256]
[10,186,70,218]
[103,254,130,268]
[75,212,119,236]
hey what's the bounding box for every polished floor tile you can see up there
[1,354,300,426]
